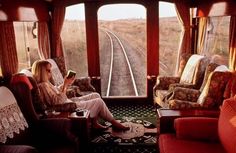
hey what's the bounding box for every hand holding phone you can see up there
[66,70,76,79]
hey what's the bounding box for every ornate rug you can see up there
[89,117,157,153]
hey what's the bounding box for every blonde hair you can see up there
[32,60,51,83]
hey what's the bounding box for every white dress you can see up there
[38,82,114,121]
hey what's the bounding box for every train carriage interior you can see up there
[0,0,236,153]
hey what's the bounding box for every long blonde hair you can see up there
[32,60,51,83]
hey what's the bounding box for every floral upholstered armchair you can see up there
[153,54,210,107]
[47,58,96,98]
[167,66,232,109]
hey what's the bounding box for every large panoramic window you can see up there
[61,3,88,77]
[14,22,40,70]
[159,2,181,76]
[98,4,146,97]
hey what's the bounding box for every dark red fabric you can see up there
[11,74,33,90]
[218,98,236,153]
[224,73,236,99]
[174,117,219,141]
[158,97,236,153]
[159,134,226,153]
[0,145,38,153]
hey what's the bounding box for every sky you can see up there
[65,2,177,20]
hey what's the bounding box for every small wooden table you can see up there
[68,110,90,153]
[45,110,91,139]
[68,110,90,139]
[157,109,220,133]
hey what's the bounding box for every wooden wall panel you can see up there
[145,0,159,76]
[0,0,50,21]
[195,0,236,17]
[85,2,100,77]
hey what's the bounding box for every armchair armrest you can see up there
[169,99,201,109]
[171,87,201,101]
[51,102,77,112]
[169,83,196,91]
[174,117,219,141]
[73,77,96,92]
[154,76,180,90]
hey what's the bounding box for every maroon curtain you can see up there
[229,16,236,71]
[174,0,192,74]
[0,22,18,80]
[51,6,65,58]
[38,22,51,59]
[196,17,208,54]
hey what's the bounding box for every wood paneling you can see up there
[195,0,236,17]
[0,0,50,21]
[85,2,100,77]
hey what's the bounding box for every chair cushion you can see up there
[174,117,219,141]
[218,98,236,153]
[159,134,226,153]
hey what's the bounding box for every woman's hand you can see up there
[61,76,75,93]
[64,76,75,86]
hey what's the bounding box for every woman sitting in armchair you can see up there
[32,59,129,131]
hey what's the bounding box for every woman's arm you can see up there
[59,77,75,94]
[38,82,68,106]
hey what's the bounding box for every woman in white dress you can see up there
[32,60,129,131]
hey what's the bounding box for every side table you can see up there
[68,110,91,152]
[157,109,220,134]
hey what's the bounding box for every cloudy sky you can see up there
[65,2,177,20]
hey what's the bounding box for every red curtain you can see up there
[174,0,193,74]
[229,16,236,71]
[196,17,208,54]
[51,6,65,58]
[0,22,18,79]
[38,22,51,59]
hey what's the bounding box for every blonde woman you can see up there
[32,60,129,131]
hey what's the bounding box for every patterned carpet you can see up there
[89,103,158,153]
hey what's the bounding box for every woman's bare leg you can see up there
[91,117,108,130]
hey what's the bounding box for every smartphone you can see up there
[66,70,76,79]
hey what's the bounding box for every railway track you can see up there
[102,29,139,97]
[100,29,169,97]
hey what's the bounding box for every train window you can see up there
[159,2,181,76]
[61,3,88,77]
[14,22,40,70]
[200,16,230,65]
[98,4,146,97]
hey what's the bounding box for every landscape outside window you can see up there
[202,16,230,65]
[159,2,181,76]
[61,4,88,78]
[14,22,40,70]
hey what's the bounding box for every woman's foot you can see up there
[92,122,108,130]
[111,120,130,131]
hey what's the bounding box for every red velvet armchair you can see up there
[158,97,236,153]
[2,75,80,153]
